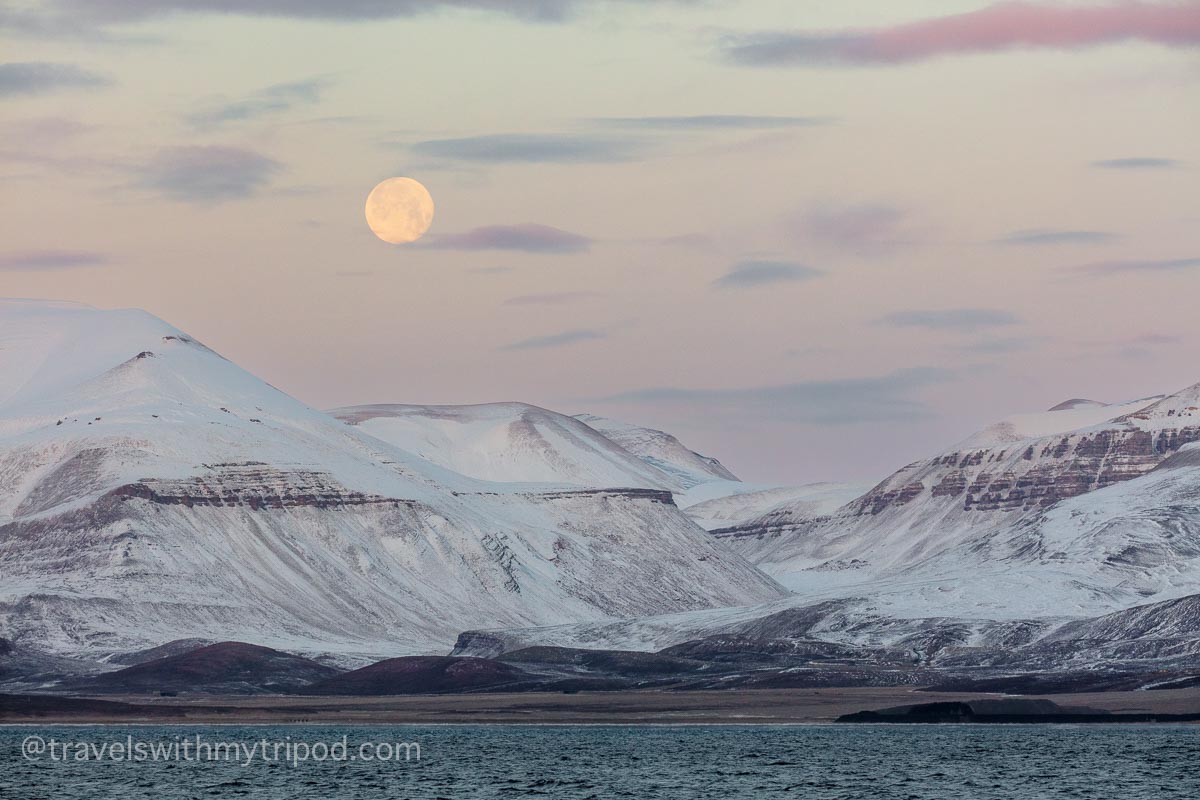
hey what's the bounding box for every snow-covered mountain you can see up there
[329,403,679,490]
[0,300,784,661]
[713,388,1200,619]
[572,413,738,489]
[330,405,780,530]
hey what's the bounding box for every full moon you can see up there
[364,177,435,244]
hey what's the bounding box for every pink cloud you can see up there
[727,2,1200,66]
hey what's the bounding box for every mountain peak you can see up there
[1046,398,1106,412]
[1114,382,1200,425]
[1,299,784,660]
[330,402,679,490]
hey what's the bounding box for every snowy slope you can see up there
[452,593,1059,658]
[681,482,870,531]
[1012,442,1200,606]
[713,385,1200,620]
[573,413,738,488]
[0,300,784,660]
[329,405,767,524]
[1043,591,1200,645]
[453,588,1200,677]
[330,403,678,490]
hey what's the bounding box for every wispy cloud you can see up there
[136,145,281,203]
[425,224,591,254]
[712,260,824,289]
[1073,256,1200,276]
[722,2,1200,67]
[994,228,1118,246]
[0,62,109,96]
[1077,332,1182,361]
[0,250,108,271]
[597,114,832,130]
[648,233,713,248]
[186,77,329,128]
[799,203,916,256]
[30,0,674,26]
[2,115,94,141]
[504,291,602,306]
[1091,157,1180,169]
[5,1,698,41]
[1127,333,1180,345]
[412,133,641,164]
[953,335,1044,354]
[600,367,957,425]
[879,308,1020,331]
[409,115,833,167]
[501,329,606,351]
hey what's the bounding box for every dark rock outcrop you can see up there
[108,467,416,511]
[449,630,512,659]
[838,698,1200,723]
[500,646,704,676]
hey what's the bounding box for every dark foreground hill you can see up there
[305,656,531,695]
[74,642,340,695]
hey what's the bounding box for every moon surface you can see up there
[365,177,435,244]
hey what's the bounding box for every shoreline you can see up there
[4,687,1198,726]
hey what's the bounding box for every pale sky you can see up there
[2,1,1199,483]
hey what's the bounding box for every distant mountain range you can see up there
[2,298,1199,692]
[714,383,1200,620]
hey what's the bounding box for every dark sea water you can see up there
[2,724,1197,799]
